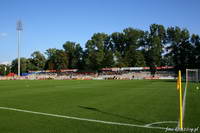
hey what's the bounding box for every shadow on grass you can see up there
[78,105,147,124]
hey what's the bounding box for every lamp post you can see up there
[16,20,23,76]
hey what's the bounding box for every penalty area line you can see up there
[0,106,167,130]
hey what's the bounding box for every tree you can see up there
[102,50,115,68]
[45,48,57,70]
[0,64,10,76]
[45,48,57,58]
[45,48,68,70]
[11,58,29,74]
[110,28,145,67]
[8,24,200,73]
[110,32,126,67]
[53,50,68,70]
[123,28,145,66]
[166,26,193,71]
[27,58,38,71]
[63,41,83,69]
[85,33,112,70]
[29,51,46,70]
[110,32,126,57]
[139,24,166,75]
[191,34,200,68]
[144,24,166,67]
[161,56,174,66]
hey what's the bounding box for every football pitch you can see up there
[0,80,199,133]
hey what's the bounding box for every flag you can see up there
[177,75,180,90]
[177,70,182,91]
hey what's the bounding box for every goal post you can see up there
[181,69,200,129]
[186,69,199,83]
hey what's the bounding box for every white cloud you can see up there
[0,33,8,37]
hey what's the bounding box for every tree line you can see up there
[0,24,200,75]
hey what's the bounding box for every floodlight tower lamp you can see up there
[16,20,23,76]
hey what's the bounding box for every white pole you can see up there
[17,20,22,76]
[17,30,20,76]
[4,66,7,76]
[196,69,198,82]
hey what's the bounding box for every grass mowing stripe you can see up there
[0,106,167,130]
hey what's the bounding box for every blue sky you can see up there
[0,0,200,63]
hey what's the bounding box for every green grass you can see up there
[0,80,199,133]
[184,82,200,129]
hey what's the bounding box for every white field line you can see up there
[178,80,188,128]
[182,80,188,125]
[0,106,167,130]
[145,121,178,127]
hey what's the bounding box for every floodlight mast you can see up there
[16,20,23,76]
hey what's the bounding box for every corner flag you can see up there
[177,70,183,129]
[177,73,180,90]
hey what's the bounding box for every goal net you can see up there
[182,69,200,127]
[186,69,200,83]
